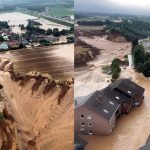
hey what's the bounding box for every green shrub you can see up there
[0,113,5,121]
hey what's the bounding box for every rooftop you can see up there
[76,90,120,120]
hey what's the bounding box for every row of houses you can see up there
[75,78,145,135]
[0,28,60,51]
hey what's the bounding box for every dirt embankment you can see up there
[0,61,74,150]
[75,27,106,38]
[75,38,100,67]
[107,31,127,43]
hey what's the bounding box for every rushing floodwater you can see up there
[0,44,74,80]
[0,12,69,33]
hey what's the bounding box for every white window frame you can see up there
[87,115,92,120]
[80,114,84,119]
[81,122,85,126]
[88,123,92,127]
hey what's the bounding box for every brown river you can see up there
[0,44,74,80]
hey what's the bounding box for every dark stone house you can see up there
[75,90,121,135]
[75,78,145,135]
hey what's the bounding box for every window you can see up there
[103,109,109,114]
[89,130,93,135]
[80,114,84,119]
[81,122,85,126]
[109,101,114,105]
[88,123,92,127]
[80,128,85,131]
[87,115,92,119]
[116,96,120,100]
[128,91,131,94]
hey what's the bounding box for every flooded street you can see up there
[0,44,74,80]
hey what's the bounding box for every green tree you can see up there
[112,68,120,80]
[46,29,52,35]
[133,45,145,69]
[61,29,68,35]
[132,39,139,53]
[53,28,60,37]
[0,112,4,121]
[0,36,5,42]
[21,24,25,30]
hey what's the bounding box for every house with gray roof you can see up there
[75,90,121,135]
[110,78,145,106]
[75,78,145,135]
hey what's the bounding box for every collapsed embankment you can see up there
[0,61,74,150]
[75,38,100,67]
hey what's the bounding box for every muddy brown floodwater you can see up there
[0,44,74,80]
[82,69,150,150]
[75,36,150,150]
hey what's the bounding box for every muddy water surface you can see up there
[82,69,150,150]
[0,44,74,80]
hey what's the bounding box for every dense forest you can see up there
[132,41,150,77]
[26,22,74,37]
[106,20,150,41]
[77,19,150,41]
[0,21,10,29]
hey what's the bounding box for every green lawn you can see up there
[48,6,74,16]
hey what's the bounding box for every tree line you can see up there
[132,40,150,77]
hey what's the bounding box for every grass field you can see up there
[47,6,74,16]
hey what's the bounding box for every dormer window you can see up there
[128,91,131,94]
[116,96,120,100]
[109,101,114,105]
[103,109,109,114]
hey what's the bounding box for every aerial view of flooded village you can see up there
[0,0,74,149]
[74,0,150,150]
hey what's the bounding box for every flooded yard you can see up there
[0,44,74,80]
[0,12,69,34]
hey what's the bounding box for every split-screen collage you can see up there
[0,0,150,150]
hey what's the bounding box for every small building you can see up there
[75,90,121,135]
